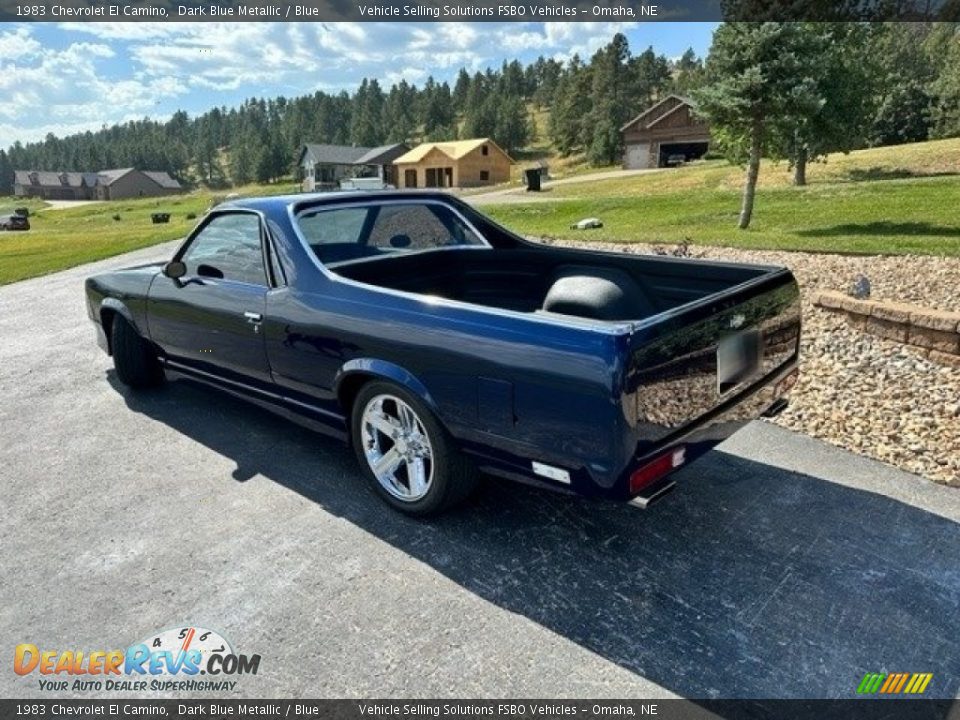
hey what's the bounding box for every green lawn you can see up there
[484,175,960,255]
[484,139,960,256]
[0,183,296,285]
[3,138,960,285]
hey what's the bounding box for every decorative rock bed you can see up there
[814,291,960,368]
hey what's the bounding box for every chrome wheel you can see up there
[360,393,434,502]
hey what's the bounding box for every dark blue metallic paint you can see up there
[86,191,801,502]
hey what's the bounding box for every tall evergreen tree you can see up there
[587,34,632,166]
[693,23,823,229]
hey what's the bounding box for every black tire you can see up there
[351,380,478,516]
[110,315,164,389]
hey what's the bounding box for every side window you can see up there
[181,213,266,285]
[366,204,482,251]
[298,207,368,245]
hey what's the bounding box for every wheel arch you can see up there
[98,299,140,356]
[335,359,440,420]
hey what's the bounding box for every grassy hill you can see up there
[484,138,960,256]
[1,137,959,286]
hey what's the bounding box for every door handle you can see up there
[244,311,263,323]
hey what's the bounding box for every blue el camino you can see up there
[86,191,801,515]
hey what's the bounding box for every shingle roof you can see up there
[96,168,136,186]
[393,138,511,164]
[354,143,409,165]
[34,171,63,186]
[14,167,180,189]
[142,171,182,189]
[61,172,85,188]
[301,143,373,166]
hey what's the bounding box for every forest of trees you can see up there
[2,23,959,197]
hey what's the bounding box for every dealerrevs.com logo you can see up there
[14,626,261,692]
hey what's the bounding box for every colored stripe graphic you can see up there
[893,673,910,693]
[905,673,933,694]
[857,672,932,694]
[857,673,885,694]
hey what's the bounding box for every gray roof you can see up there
[142,171,182,189]
[301,143,372,166]
[14,167,179,189]
[34,171,63,186]
[61,172,85,188]
[354,143,409,165]
[96,168,135,186]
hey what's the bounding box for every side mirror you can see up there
[163,261,186,279]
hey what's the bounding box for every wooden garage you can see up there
[621,95,710,170]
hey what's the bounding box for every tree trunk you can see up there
[793,146,808,186]
[738,120,763,230]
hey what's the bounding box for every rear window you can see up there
[296,202,486,266]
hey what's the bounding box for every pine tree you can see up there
[693,23,823,228]
[549,55,592,156]
[493,95,530,154]
[587,34,632,166]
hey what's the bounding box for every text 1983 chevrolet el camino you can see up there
[86,191,800,515]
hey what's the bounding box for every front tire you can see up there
[111,315,163,388]
[351,381,478,516]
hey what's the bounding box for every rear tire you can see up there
[351,380,478,516]
[111,315,163,389]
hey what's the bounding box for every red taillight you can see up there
[630,447,686,495]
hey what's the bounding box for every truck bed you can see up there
[331,245,776,322]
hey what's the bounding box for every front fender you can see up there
[100,297,141,334]
[334,358,439,416]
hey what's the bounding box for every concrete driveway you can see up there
[2,245,959,700]
[464,167,662,205]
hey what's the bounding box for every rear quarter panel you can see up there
[264,279,632,487]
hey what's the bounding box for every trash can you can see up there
[525,168,541,192]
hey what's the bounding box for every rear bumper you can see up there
[468,359,798,503]
[618,359,800,501]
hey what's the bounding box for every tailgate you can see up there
[623,268,801,454]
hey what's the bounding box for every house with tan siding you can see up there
[393,138,512,189]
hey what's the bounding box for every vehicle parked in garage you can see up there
[0,213,30,231]
[85,191,800,515]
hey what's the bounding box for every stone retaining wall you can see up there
[814,291,960,367]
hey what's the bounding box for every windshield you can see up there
[297,201,488,266]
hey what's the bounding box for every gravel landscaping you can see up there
[540,238,960,486]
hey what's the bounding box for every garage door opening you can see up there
[658,142,709,168]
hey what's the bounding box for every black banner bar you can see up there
[1,700,958,720]
[1,0,958,22]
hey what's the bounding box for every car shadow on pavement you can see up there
[113,374,960,700]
